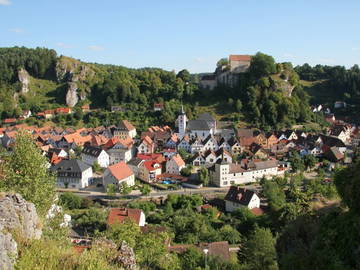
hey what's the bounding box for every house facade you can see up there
[81,145,110,168]
[50,160,93,189]
[224,186,260,212]
[103,161,135,191]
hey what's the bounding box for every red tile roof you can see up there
[229,55,252,62]
[108,161,134,181]
[55,107,72,114]
[171,154,185,167]
[3,118,17,124]
[107,208,143,226]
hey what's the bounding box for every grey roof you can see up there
[127,158,143,167]
[187,120,210,131]
[253,160,278,170]
[82,145,103,157]
[50,159,91,173]
[224,186,256,206]
[197,113,216,122]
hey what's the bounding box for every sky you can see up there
[1,0,360,73]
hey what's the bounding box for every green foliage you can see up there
[106,183,117,196]
[181,164,193,176]
[73,208,108,235]
[240,227,278,270]
[128,200,156,215]
[289,151,305,172]
[219,224,242,244]
[59,192,83,209]
[119,182,132,195]
[92,161,102,173]
[139,184,151,196]
[262,180,286,212]
[303,154,317,171]
[334,160,360,212]
[250,52,277,79]
[198,167,209,186]
[0,132,56,216]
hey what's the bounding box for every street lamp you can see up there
[203,248,209,269]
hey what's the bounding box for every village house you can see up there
[50,159,93,189]
[153,103,164,111]
[107,208,145,227]
[104,137,135,164]
[209,159,282,187]
[127,157,144,178]
[81,145,110,168]
[112,120,136,139]
[224,186,260,212]
[103,161,135,190]
[137,136,155,154]
[177,135,191,152]
[166,154,185,175]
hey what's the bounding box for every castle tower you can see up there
[177,105,187,137]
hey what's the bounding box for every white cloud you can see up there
[88,45,105,51]
[9,28,24,34]
[56,42,73,49]
[0,0,11,6]
[351,47,360,52]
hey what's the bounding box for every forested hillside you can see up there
[1,47,357,130]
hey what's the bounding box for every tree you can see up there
[303,155,317,171]
[92,161,102,173]
[219,225,242,244]
[289,151,305,172]
[249,52,277,79]
[59,192,82,209]
[241,227,278,270]
[334,160,360,213]
[235,99,243,112]
[198,167,209,186]
[106,183,117,196]
[216,58,229,68]
[120,182,132,195]
[73,208,107,235]
[262,181,286,212]
[177,69,191,83]
[140,184,151,196]
[0,132,55,216]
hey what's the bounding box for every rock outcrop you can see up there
[18,68,30,94]
[65,82,79,108]
[114,241,137,270]
[0,193,42,270]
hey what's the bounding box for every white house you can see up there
[137,136,155,154]
[202,135,219,152]
[103,161,135,191]
[81,145,110,168]
[177,135,191,153]
[166,154,185,175]
[224,186,260,212]
[50,159,93,189]
[105,137,135,164]
[210,159,282,187]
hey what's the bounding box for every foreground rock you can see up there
[0,193,42,270]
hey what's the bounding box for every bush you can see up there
[59,192,83,210]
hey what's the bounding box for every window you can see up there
[223,181,228,185]
[230,181,235,185]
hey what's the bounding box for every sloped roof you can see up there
[108,161,134,181]
[107,208,143,226]
[187,120,210,131]
[224,186,257,206]
[229,55,252,62]
[199,241,230,261]
[117,120,135,131]
[171,154,185,167]
[51,159,90,173]
[82,145,103,157]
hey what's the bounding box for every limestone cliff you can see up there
[0,193,42,270]
[56,56,95,107]
[18,68,30,94]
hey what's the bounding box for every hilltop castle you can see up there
[199,54,252,90]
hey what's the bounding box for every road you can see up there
[57,184,261,201]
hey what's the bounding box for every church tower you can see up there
[177,105,187,137]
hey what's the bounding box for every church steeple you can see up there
[177,105,187,137]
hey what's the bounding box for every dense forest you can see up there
[0,47,358,130]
